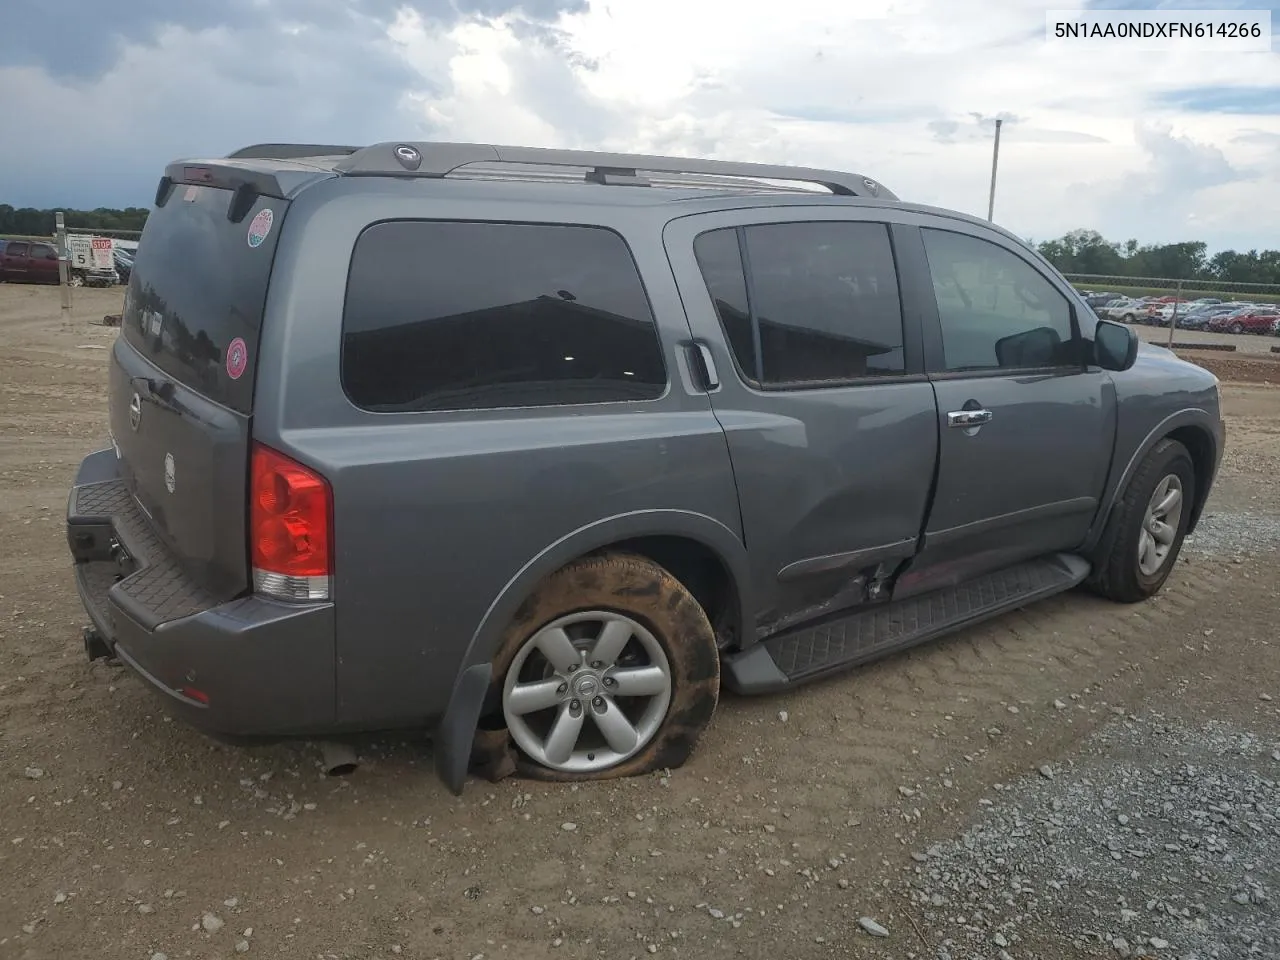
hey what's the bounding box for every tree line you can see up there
[0,205,149,237]
[4,206,1277,287]
[1036,230,1280,287]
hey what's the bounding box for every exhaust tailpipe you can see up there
[318,741,359,777]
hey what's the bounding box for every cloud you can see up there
[1059,121,1264,250]
[927,113,1106,145]
[1,0,1278,254]
[0,0,587,79]
[1159,86,1280,115]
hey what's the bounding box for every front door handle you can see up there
[947,408,993,428]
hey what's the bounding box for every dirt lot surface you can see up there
[1134,325,1279,356]
[2,285,1277,960]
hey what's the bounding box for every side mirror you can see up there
[995,325,1062,367]
[1094,319,1138,371]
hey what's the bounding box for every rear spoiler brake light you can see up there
[153,172,262,223]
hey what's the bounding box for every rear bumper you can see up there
[67,448,336,737]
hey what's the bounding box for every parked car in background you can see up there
[113,248,134,284]
[1083,292,1120,309]
[1104,298,1148,323]
[0,239,62,283]
[1,237,121,287]
[1178,304,1242,330]
[1207,307,1280,335]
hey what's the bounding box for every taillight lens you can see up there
[249,442,332,602]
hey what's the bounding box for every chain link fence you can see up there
[1064,273,1280,352]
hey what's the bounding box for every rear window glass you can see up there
[122,185,285,414]
[341,221,667,412]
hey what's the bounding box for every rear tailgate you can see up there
[110,183,288,601]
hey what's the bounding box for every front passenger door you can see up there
[898,225,1116,597]
[30,243,60,283]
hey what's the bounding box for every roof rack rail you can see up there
[331,142,895,200]
[227,143,362,160]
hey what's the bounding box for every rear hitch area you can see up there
[83,626,114,663]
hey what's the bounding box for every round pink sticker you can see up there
[226,337,248,380]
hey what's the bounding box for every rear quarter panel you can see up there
[253,179,745,729]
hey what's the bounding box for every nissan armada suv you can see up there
[66,141,1225,793]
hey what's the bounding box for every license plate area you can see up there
[111,536,138,580]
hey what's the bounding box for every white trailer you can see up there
[65,234,120,287]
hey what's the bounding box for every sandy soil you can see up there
[1,285,1277,960]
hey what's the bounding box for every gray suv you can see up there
[66,141,1225,793]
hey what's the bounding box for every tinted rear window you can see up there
[341,221,667,412]
[122,185,286,413]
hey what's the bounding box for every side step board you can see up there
[721,554,1091,695]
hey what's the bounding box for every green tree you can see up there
[0,205,148,236]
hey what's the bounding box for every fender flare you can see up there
[1082,407,1221,554]
[432,509,751,794]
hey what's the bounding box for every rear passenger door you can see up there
[665,209,938,639]
[29,243,60,283]
[895,224,1115,597]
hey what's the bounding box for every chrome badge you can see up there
[164,453,176,494]
[129,391,142,431]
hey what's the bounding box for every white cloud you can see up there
[2,0,1278,253]
[387,0,1280,251]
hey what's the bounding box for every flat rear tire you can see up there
[488,553,720,782]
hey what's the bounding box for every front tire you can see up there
[1089,438,1195,603]
[489,553,720,781]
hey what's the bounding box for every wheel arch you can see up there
[1085,408,1220,557]
[433,509,751,794]
[1166,423,1217,534]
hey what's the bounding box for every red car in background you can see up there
[0,239,62,283]
[1207,307,1280,335]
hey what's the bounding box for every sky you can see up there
[0,0,1277,253]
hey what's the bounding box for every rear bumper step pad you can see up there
[68,456,218,633]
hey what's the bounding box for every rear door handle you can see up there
[692,342,720,391]
[947,408,992,428]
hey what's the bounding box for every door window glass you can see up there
[921,228,1076,371]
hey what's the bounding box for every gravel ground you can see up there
[1,286,1277,960]
[1135,328,1280,356]
[1184,512,1280,558]
[896,718,1280,960]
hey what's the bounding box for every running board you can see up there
[721,553,1091,694]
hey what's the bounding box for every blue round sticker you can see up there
[247,208,274,248]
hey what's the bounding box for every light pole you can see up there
[987,117,1002,222]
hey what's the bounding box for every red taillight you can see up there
[249,442,332,601]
